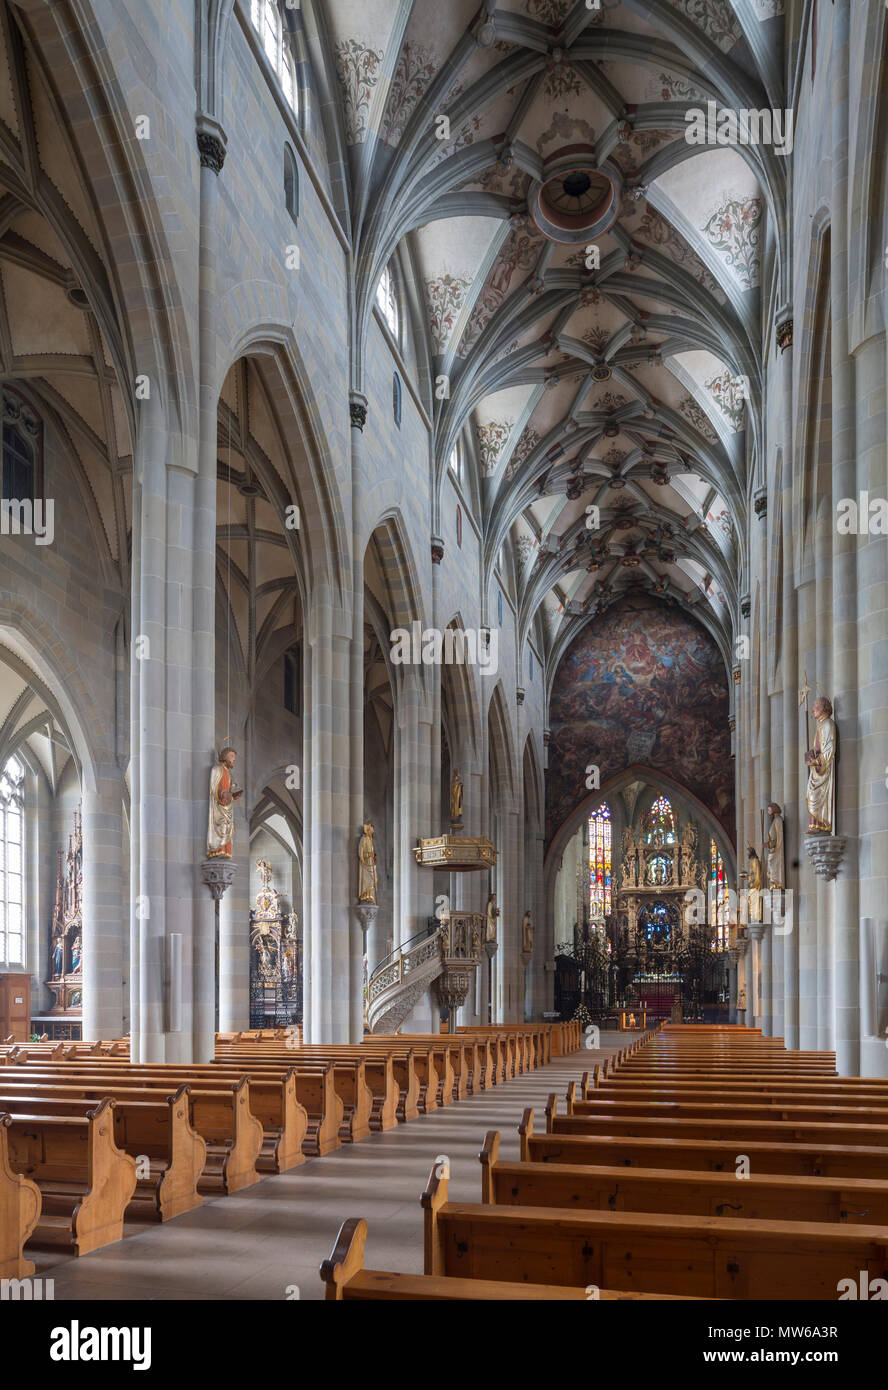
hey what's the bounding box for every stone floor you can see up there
[31,1033,628,1301]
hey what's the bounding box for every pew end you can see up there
[320,1217,368,1300]
[479,1131,500,1203]
[566,1080,576,1115]
[518,1108,534,1162]
[421,1158,450,1276]
[545,1092,558,1131]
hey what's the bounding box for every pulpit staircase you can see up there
[366,914,482,1034]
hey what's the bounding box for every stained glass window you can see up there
[644,794,675,846]
[710,839,728,946]
[0,755,24,965]
[588,804,612,923]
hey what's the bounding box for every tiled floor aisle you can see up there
[33,1034,626,1301]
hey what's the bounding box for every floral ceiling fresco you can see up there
[546,595,734,845]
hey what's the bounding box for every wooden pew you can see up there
[565,1080,888,1128]
[0,1062,309,1173]
[319,1217,696,1300]
[421,1160,888,1300]
[481,1129,888,1225]
[519,1106,888,1181]
[5,1101,136,1255]
[0,1112,41,1276]
[0,1086,205,1221]
[545,1091,888,1149]
[0,1074,262,1195]
[217,1043,418,1126]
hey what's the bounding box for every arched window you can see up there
[710,839,728,946]
[448,443,461,483]
[392,372,402,428]
[529,651,533,681]
[2,388,42,498]
[0,755,24,965]
[456,505,462,549]
[376,264,399,340]
[251,0,299,117]
[588,803,612,923]
[497,590,503,625]
[284,144,299,223]
[644,794,675,847]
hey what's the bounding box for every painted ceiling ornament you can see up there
[705,368,747,431]
[528,145,623,245]
[425,273,471,352]
[702,195,764,291]
[334,38,384,145]
[476,419,514,475]
[383,41,438,148]
[525,0,573,27]
[667,0,743,54]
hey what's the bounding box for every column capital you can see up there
[775,313,793,353]
[196,115,228,174]
[349,393,368,431]
[753,486,767,519]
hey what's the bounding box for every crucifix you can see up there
[798,668,811,749]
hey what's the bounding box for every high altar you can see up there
[41,805,84,1039]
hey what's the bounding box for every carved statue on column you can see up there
[485,891,500,943]
[746,846,763,923]
[680,821,697,885]
[357,822,378,904]
[522,909,533,954]
[804,697,837,833]
[766,802,785,888]
[207,747,243,858]
[450,769,464,828]
[620,826,635,888]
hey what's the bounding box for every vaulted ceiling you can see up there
[327,0,786,673]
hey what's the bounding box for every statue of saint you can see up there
[620,827,636,888]
[805,697,837,833]
[70,934,82,975]
[485,891,500,944]
[51,929,64,978]
[766,802,785,889]
[450,770,463,827]
[680,822,697,883]
[207,747,243,858]
[250,921,277,981]
[357,823,378,904]
[522,909,533,954]
[746,846,763,923]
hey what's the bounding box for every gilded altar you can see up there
[46,806,83,1019]
[249,859,301,1027]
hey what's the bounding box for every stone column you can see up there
[526,829,548,1017]
[304,585,354,1042]
[349,394,367,1042]
[132,383,217,1063]
[219,842,250,1032]
[747,924,764,1027]
[397,668,437,1033]
[776,310,799,1048]
[496,804,521,1022]
[81,769,125,1039]
[829,0,860,1074]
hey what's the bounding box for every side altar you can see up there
[41,806,83,1038]
[249,859,301,1029]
